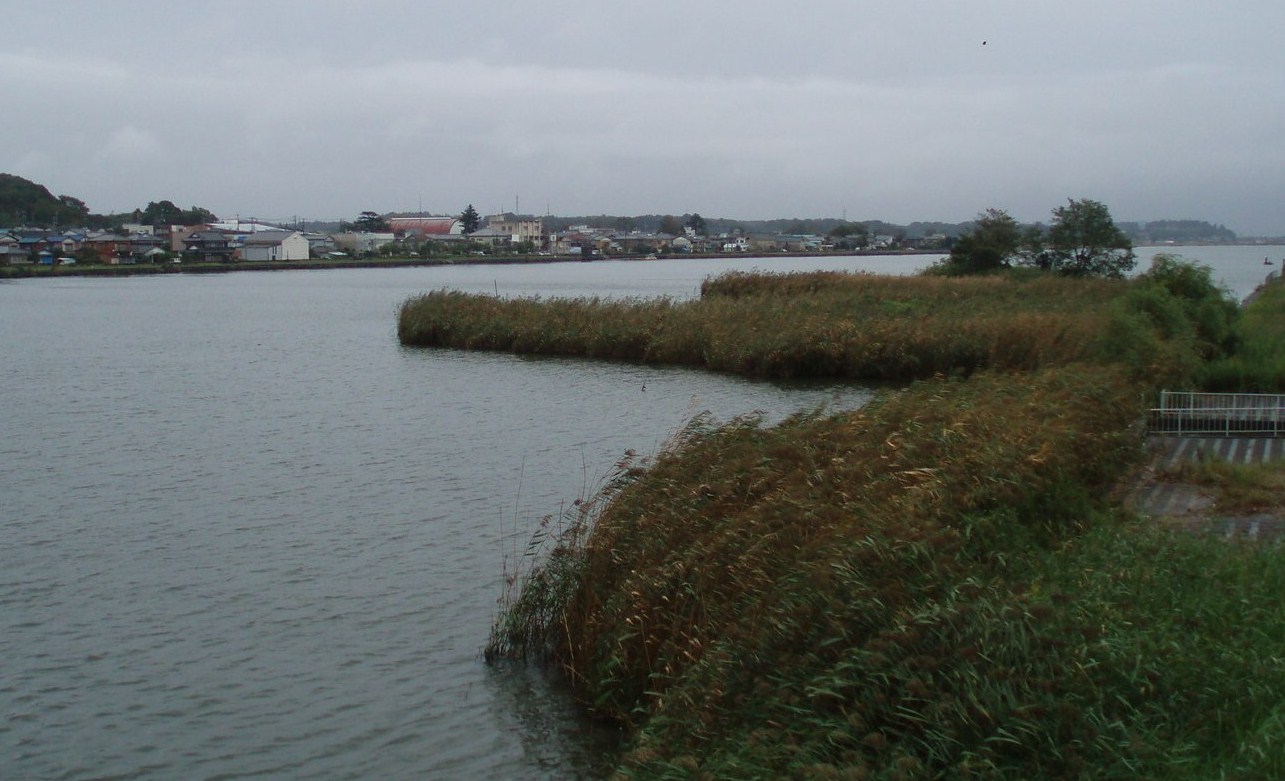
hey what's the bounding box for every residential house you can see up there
[17,231,49,259]
[613,231,675,255]
[169,225,202,252]
[240,230,310,261]
[45,233,82,256]
[84,232,133,264]
[303,231,337,256]
[182,230,235,262]
[0,233,27,264]
[125,232,165,261]
[746,235,785,253]
[776,234,827,252]
[466,225,513,250]
[549,230,613,257]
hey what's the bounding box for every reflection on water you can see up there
[484,662,624,780]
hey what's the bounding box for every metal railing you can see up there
[1148,391,1285,436]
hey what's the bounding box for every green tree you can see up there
[354,210,389,232]
[460,204,480,235]
[685,213,707,235]
[657,215,684,236]
[137,200,215,226]
[141,200,183,225]
[827,221,869,250]
[1136,253,1240,359]
[74,245,102,265]
[181,205,217,225]
[942,208,1024,274]
[0,173,91,226]
[59,195,90,218]
[1035,198,1136,278]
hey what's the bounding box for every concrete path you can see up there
[1120,436,1285,542]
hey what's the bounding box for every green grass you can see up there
[1199,277,1285,391]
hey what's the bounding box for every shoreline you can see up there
[5,243,1279,282]
[0,249,941,280]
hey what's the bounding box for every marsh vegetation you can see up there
[400,259,1285,779]
[1200,275,1285,392]
[399,261,1235,387]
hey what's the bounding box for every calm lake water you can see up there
[0,247,1273,779]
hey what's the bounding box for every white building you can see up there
[240,230,310,261]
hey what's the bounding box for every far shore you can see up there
[6,243,1276,282]
[0,249,943,280]
[0,250,945,280]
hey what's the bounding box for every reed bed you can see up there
[398,271,1223,386]
[487,367,1285,778]
[458,265,1269,777]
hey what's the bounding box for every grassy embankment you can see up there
[1199,273,1285,392]
[400,264,1284,779]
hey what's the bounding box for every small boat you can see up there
[1266,257,1275,266]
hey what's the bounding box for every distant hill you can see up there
[0,173,218,230]
[0,173,90,227]
[1118,219,1238,244]
[546,214,1241,244]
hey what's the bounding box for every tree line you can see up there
[0,173,217,230]
[935,198,1137,278]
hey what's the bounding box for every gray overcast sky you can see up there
[4,1,1284,233]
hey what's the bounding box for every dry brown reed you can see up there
[398,271,1204,384]
[490,366,1285,778]
[466,266,1277,778]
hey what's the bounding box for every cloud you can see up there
[101,126,164,162]
[4,3,1285,233]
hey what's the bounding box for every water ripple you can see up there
[0,265,890,779]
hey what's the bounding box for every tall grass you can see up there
[459,264,1273,777]
[1199,276,1285,391]
[399,271,1222,385]
[487,367,1284,778]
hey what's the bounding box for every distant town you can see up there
[0,172,1273,269]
